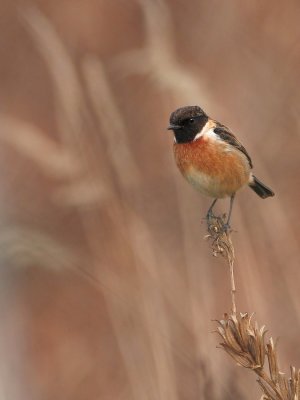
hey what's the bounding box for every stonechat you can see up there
[168,105,274,228]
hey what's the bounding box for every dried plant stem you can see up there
[228,258,236,315]
[206,212,300,400]
[256,369,283,400]
[205,213,236,314]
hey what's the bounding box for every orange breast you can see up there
[173,137,251,198]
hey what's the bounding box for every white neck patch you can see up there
[193,120,218,141]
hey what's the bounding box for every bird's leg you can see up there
[223,193,235,231]
[206,198,218,219]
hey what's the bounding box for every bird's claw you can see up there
[221,223,231,233]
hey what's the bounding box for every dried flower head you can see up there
[216,313,266,370]
[216,313,300,400]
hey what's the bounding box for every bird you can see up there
[167,105,274,229]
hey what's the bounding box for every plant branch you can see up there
[205,211,300,400]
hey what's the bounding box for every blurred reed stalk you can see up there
[206,215,300,400]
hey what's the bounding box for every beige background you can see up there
[0,1,299,399]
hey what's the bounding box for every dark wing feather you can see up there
[214,123,253,168]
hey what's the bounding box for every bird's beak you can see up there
[167,124,181,131]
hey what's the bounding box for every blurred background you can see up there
[0,0,299,399]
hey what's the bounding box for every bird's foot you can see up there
[221,222,231,233]
[206,206,218,222]
[206,210,213,221]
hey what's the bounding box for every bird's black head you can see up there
[168,105,208,143]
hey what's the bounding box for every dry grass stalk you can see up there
[22,7,180,400]
[205,214,236,314]
[207,212,300,400]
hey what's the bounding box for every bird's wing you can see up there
[214,123,253,168]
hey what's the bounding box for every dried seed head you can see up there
[216,313,300,400]
[216,313,267,370]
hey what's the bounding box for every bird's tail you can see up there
[249,175,274,199]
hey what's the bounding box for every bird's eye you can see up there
[189,118,195,124]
